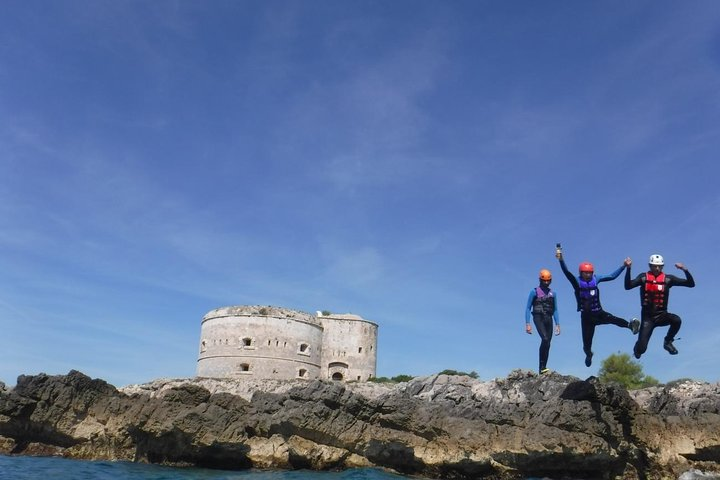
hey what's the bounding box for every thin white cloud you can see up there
[269,26,452,190]
[322,246,385,287]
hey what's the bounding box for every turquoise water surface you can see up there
[0,456,407,480]
[0,455,566,480]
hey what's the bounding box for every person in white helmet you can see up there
[624,254,695,358]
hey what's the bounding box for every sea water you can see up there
[0,456,403,480]
[0,456,554,480]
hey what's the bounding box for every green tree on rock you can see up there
[598,352,659,390]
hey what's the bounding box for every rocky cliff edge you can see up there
[1,369,719,480]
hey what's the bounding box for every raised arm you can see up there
[624,258,644,289]
[669,263,696,288]
[596,262,627,283]
[558,256,579,289]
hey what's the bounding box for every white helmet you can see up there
[649,254,664,266]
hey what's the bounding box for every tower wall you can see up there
[319,314,378,382]
[197,306,323,380]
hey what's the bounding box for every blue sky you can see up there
[1,1,719,387]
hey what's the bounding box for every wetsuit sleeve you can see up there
[668,270,696,288]
[553,293,559,325]
[624,266,644,290]
[525,290,536,324]
[597,264,626,283]
[559,258,579,289]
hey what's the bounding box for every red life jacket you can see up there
[643,272,668,310]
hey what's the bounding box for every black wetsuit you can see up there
[625,266,695,357]
[559,259,631,357]
[526,285,559,372]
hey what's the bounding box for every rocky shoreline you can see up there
[1,369,719,479]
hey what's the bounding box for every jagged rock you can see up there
[679,469,720,480]
[0,369,719,479]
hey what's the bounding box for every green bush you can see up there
[368,374,415,383]
[598,353,659,390]
[368,376,392,383]
[439,369,479,379]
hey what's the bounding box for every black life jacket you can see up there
[643,272,668,311]
[577,276,602,313]
[532,286,555,315]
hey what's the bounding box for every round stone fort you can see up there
[196,305,378,382]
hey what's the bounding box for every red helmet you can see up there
[539,269,552,281]
[579,262,594,273]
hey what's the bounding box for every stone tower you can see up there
[196,305,377,381]
[317,312,378,381]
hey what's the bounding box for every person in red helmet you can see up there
[556,247,639,367]
[525,269,560,374]
[625,254,695,358]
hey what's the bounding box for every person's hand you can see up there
[624,257,632,266]
[675,262,687,271]
[554,324,561,335]
[556,251,563,260]
[526,324,532,334]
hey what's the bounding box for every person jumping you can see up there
[557,247,639,367]
[625,254,695,358]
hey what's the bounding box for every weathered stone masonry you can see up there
[196,305,378,382]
